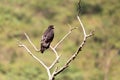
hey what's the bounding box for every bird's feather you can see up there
[40,25,54,53]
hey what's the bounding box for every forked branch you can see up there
[49,26,78,69]
[18,41,48,69]
[18,16,94,80]
[52,16,94,77]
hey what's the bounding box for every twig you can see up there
[54,26,78,49]
[18,41,52,80]
[77,16,87,37]
[18,41,48,69]
[24,33,40,52]
[50,46,59,58]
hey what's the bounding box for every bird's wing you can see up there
[41,35,46,41]
[41,29,54,41]
[41,28,54,47]
[41,28,49,41]
[45,30,54,43]
[41,35,50,47]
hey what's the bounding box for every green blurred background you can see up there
[0,0,120,80]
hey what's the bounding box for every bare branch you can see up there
[49,26,77,70]
[77,16,87,37]
[50,46,59,58]
[18,41,48,69]
[18,40,52,80]
[51,67,59,80]
[49,26,78,70]
[53,16,94,77]
[49,46,60,69]
[24,33,40,52]
[54,26,78,49]
[18,16,93,80]
[49,55,60,69]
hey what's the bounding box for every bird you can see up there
[40,25,54,53]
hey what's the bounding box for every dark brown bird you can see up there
[40,25,54,53]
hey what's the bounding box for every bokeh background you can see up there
[0,0,120,80]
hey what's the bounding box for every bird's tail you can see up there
[40,47,46,53]
[40,43,50,53]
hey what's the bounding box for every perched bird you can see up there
[40,25,54,53]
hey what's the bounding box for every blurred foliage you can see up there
[0,0,120,80]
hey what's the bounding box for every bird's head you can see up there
[48,25,54,29]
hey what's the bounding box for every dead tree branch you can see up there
[24,33,40,52]
[18,16,93,80]
[49,26,78,69]
[54,26,78,49]
[52,16,94,77]
[18,42,47,69]
[18,41,52,79]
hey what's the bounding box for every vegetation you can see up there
[0,0,120,80]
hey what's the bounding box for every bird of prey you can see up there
[40,25,54,53]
